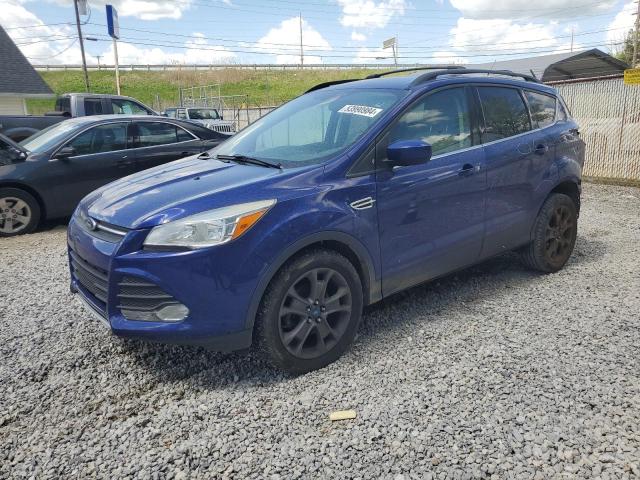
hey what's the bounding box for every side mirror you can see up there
[386,140,432,167]
[55,146,76,159]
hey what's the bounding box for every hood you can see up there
[84,155,321,229]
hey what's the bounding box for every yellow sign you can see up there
[624,68,640,85]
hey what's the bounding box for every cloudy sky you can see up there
[0,0,635,66]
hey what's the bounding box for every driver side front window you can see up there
[389,88,472,157]
[67,123,127,155]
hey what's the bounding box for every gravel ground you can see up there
[1,183,639,479]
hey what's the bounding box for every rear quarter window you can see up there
[524,91,556,129]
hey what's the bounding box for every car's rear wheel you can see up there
[520,193,577,273]
[0,188,40,237]
[256,249,363,374]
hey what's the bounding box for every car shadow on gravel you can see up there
[355,235,607,347]
[115,235,606,386]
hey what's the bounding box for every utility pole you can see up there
[394,34,399,67]
[570,26,574,53]
[113,38,121,95]
[299,12,304,67]
[73,0,90,91]
[633,0,640,67]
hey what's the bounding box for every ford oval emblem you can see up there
[86,217,98,231]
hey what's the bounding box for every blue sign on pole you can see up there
[106,5,119,39]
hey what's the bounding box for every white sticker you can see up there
[338,104,383,118]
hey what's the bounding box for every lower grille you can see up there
[117,276,181,321]
[70,249,109,312]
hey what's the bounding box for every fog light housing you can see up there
[155,303,190,322]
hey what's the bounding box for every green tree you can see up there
[614,28,635,65]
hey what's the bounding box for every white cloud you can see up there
[102,33,236,64]
[427,51,469,65]
[3,1,234,65]
[337,0,407,29]
[606,1,635,45]
[1,0,95,64]
[449,0,616,20]
[352,46,392,63]
[52,0,193,21]
[351,31,367,42]
[256,17,331,65]
[450,18,558,53]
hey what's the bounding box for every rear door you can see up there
[476,85,540,257]
[48,121,131,213]
[129,120,204,171]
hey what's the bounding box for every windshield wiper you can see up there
[216,154,282,169]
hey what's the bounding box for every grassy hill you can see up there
[29,68,380,114]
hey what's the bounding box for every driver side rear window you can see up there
[478,87,531,142]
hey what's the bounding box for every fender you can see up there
[243,230,381,331]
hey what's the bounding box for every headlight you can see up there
[143,199,275,249]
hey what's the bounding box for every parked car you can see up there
[163,107,236,134]
[0,115,231,236]
[68,68,585,373]
[0,93,156,142]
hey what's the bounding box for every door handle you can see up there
[180,151,190,156]
[458,163,476,176]
[534,144,549,155]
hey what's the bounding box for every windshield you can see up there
[20,120,84,153]
[188,108,220,120]
[213,88,407,168]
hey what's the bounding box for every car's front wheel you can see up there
[520,192,578,273]
[0,188,41,237]
[256,249,363,374]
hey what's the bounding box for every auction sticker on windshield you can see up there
[338,105,383,118]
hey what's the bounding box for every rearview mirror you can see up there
[55,146,76,159]
[386,140,432,167]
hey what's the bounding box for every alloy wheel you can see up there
[0,197,32,235]
[278,268,352,359]
[544,205,575,264]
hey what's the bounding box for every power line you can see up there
[25,39,78,59]
[61,36,621,60]
[81,22,627,53]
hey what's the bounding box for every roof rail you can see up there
[305,78,360,93]
[411,68,541,86]
[365,65,465,79]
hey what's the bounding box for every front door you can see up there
[376,87,486,296]
[48,121,131,214]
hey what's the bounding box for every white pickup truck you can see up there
[162,107,236,134]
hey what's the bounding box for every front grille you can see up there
[117,276,179,320]
[70,249,109,311]
[77,217,127,243]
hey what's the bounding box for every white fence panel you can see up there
[554,77,640,183]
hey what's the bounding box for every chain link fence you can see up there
[552,76,640,185]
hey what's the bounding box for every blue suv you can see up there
[67,67,585,373]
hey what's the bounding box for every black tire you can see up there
[520,193,578,273]
[0,187,41,237]
[255,249,364,374]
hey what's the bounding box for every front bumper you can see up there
[67,217,256,352]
